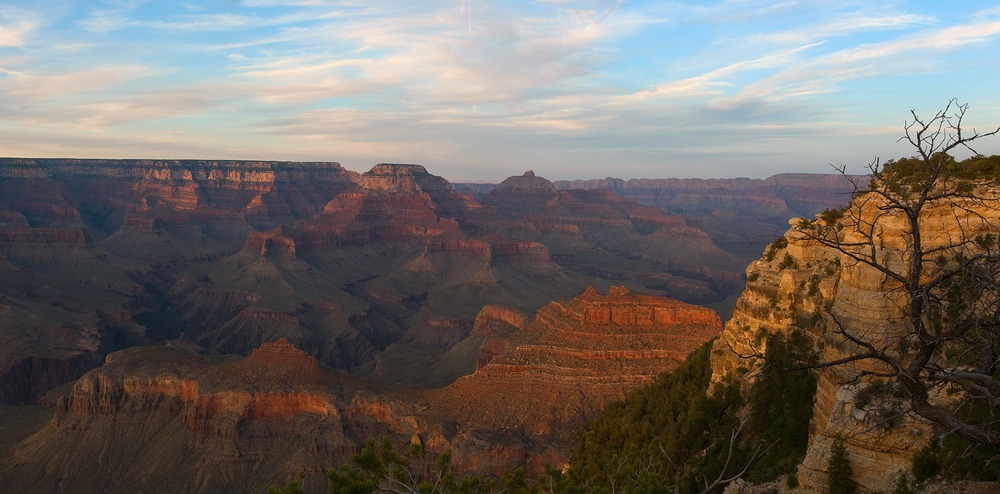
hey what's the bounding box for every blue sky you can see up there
[1,1,999,180]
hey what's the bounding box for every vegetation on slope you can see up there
[568,334,816,493]
[570,341,743,493]
[268,337,819,494]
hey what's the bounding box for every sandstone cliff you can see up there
[710,185,1000,492]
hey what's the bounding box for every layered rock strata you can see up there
[434,286,720,443]
[711,188,1000,492]
[1,286,722,491]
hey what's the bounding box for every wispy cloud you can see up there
[618,42,824,102]
[752,12,934,45]
[231,1,659,111]
[730,13,1000,103]
[80,9,264,32]
[0,7,40,47]
[2,1,999,179]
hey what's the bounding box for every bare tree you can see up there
[790,99,1000,446]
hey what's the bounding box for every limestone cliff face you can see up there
[0,158,358,227]
[711,188,1000,493]
[357,163,455,193]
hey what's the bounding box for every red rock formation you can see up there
[472,305,528,369]
[1,341,454,493]
[229,338,321,385]
[244,227,298,259]
[426,286,721,475]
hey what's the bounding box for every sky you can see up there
[1,1,999,181]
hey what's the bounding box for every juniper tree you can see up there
[789,100,1000,447]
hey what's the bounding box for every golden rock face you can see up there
[711,187,1000,493]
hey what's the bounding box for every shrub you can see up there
[764,237,788,262]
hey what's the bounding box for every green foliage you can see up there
[873,153,1000,204]
[827,440,856,494]
[819,207,847,226]
[570,340,744,493]
[881,152,1000,186]
[910,443,940,482]
[853,380,909,428]
[778,253,796,270]
[807,275,821,297]
[327,437,453,494]
[323,437,544,494]
[745,330,818,482]
[785,472,799,489]
[958,154,1000,180]
[268,477,305,494]
[764,237,788,262]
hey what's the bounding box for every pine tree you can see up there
[827,440,856,494]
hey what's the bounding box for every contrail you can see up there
[599,0,623,22]
[459,0,472,37]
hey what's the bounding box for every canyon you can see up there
[0,287,720,492]
[0,159,754,405]
[0,157,866,492]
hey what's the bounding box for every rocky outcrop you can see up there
[475,171,744,305]
[357,163,455,193]
[230,338,321,384]
[243,227,298,259]
[711,187,1000,492]
[543,174,866,273]
[471,305,528,369]
[0,158,364,398]
[433,286,720,439]
[493,170,557,193]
